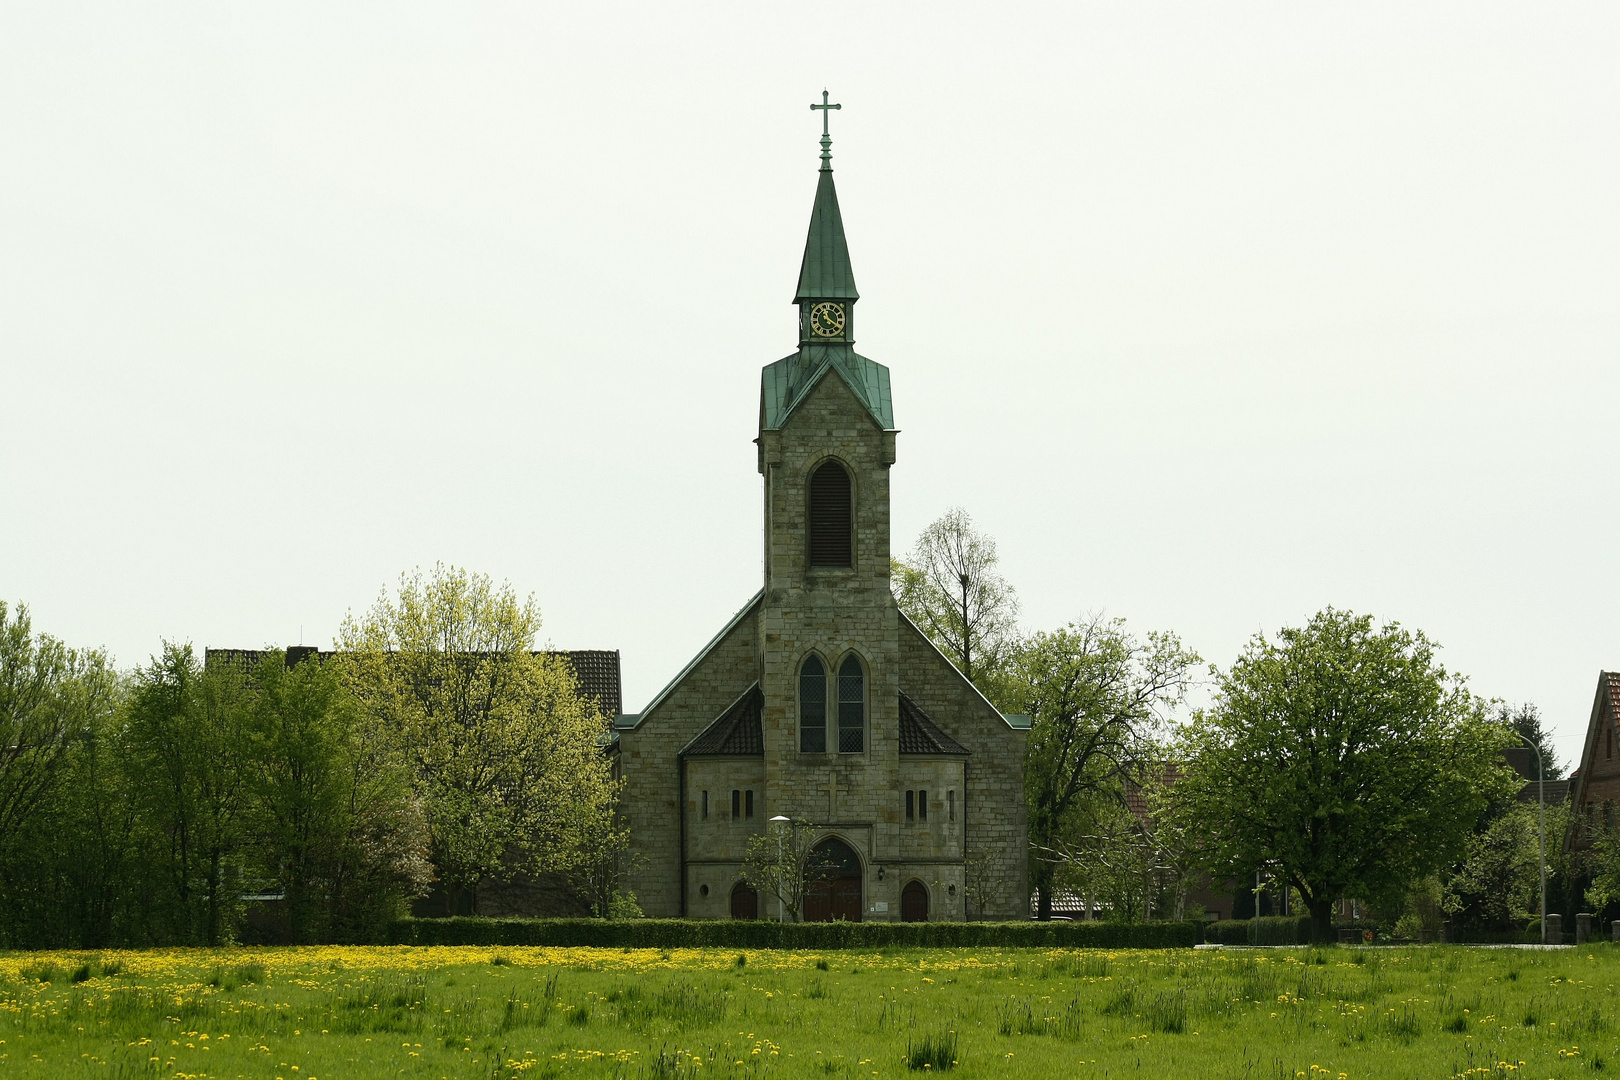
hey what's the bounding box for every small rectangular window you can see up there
[701,790,709,821]
[906,790,914,821]
[919,790,928,821]
[948,790,955,822]
[745,790,754,819]
[732,790,741,819]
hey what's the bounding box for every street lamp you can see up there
[769,816,791,924]
[1518,734,1547,946]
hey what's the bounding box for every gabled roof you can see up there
[898,692,970,755]
[682,684,764,756]
[795,168,858,301]
[760,347,893,431]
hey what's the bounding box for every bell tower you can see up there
[755,92,900,887]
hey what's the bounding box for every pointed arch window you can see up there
[809,461,853,567]
[800,655,827,753]
[838,655,865,753]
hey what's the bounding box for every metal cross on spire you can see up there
[811,90,840,170]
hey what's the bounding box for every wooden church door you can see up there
[803,838,863,922]
[901,880,929,922]
[730,883,759,920]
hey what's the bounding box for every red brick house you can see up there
[1567,671,1620,849]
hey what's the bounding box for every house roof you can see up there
[795,167,858,302]
[204,647,622,718]
[681,684,764,756]
[760,347,894,431]
[898,692,970,755]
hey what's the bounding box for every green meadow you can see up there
[0,944,1614,1079]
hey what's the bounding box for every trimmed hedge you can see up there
[386,917,1201,950]
[1204,916,1316,946]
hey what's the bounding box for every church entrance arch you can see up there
[901,880,929,923]
[803,837,863,923]
[730,882,759,920]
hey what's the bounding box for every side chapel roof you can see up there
[898,692,970,755]
[681,684,764,756]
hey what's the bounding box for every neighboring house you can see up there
[1567,671,1620,848]
[609,126,1030,923]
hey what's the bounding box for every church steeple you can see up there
[796,92,858,345]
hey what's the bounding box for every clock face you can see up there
[810,302,846,337]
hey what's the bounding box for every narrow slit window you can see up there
[732,790,741,819]
[702,790,709,821]
[906,790,914,821]
[799,656,827,753]
[948,790,955,822]
[919,790,928,821]
[745,790,754,819]
[838,656,865,753]
[808,461,852,567]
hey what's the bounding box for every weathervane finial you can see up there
[810,90,841,170]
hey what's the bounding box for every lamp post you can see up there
[1518,734,1547,946]
[769,816,791,924]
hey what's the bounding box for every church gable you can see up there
[760,348,894,433]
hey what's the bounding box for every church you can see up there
[610,101,1029,922]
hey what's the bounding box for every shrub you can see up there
[386,917,1201,950]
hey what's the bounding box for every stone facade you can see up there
[613,156,1027,922]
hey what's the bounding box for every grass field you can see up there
[1,944,1615,1080]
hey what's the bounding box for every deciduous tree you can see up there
[0,601,118,853]
[1178,608,1517,942]
[247,651,430,942]
[1006,616,1199,919]
[338,565,619,914]
[739,819,836,923]
[125,644,255,945]
[891,508,1020,694]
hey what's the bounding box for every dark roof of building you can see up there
[1518,778,1571,805]
[682,684,764,756]
[561,650,622,718]
[795,167,858,302]
[898,693,970,755]
[203,647,621,718]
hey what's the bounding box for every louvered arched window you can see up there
[837,655,865,753]
[799,655,827,753]
[809,461,852,567]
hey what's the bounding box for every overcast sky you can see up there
[3,3,1616,770]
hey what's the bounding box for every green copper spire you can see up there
[795,92,858,303]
